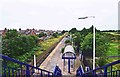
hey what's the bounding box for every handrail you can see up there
[84,60,120,73]
[0,54,53,73]
[76,65,84,77]
[53,65,62,77]
[76,60,120,77]
[0,54,53,77]
[86,60,120,77]
[93,60,120,71]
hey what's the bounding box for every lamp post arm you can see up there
[78,16,95,19]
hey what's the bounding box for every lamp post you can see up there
[78,16,95,70]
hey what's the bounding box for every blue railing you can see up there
[76,65,84,77]
[76,60,120,77]
[53,66,62,77]
[0,54,54,77]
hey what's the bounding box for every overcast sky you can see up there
[0,0,119,31]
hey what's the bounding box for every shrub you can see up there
[65,40,71,44]
[33,47,39,51]
[97,57,107,66]
[61,48,65,53]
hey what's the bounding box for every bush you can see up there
[61,48,65,53]
[33,47,39,51]
[38,32,47,38]
[53,32,58,38]
[65,40,71,44]
[97,58,107,66]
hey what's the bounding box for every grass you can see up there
[104,32,120,36]
[106,41,119,63]
[105,32,120,70]
[35,35,63,56]
[95,32,120,70]
[106,42,118,57]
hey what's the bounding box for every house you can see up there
[57,30,62,34]
[18,28,26,35]
[0,28,7,36]
[19,28,37,36]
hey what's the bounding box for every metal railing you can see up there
[76,65,85,77]
[76,60,120,77]
[0,54,54,77]
[53,66,62,77]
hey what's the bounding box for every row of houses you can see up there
[0,28,62,41]
[18,28,56,36]
[0,28,62,36]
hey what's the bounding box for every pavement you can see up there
[39,37,81,76]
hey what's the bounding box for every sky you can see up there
[0,0,119,31]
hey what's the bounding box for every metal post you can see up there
[20,64,22,77]
[41,70,43,77]
[110,65,112,76]
[63,59,65,71]
[34,55,36,72]
[4,65,6,77]
[8,67,10,77]
[104,67,107,77]
[93,26,95,70]
[68,59,70,73]
[74,59,75,71]
[78,16,95,70]
[0,34,2,77]
[12,68,14,77]
[26,66,30,77]
[48,72,50,77]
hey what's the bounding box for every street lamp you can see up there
[78,16,95,70]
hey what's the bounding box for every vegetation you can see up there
[65,40,71,44]
[53,32,59,38]
[35,35,63,56]
[2,29,64,69]
[2,29,39,68]
[61,30,67,34]
[106,33,120,63]
[72,32,81,53]
[2,29,38,60]
[61,47,65,53]
[69,26,119,67]
[38,32,47,38]
[69,28,77,34]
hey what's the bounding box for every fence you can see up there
[76,60,120,77]
[0,54,53,77]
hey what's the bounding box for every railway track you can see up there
[30,35,66,67]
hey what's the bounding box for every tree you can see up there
[53,32,58,38]
[38,32,47,38]
[73,32,81,54]
[69,28,77,34]
[65,40,71,44]
[61,30,66,34]
[81,33,93,53]
[2,29,19,57]
[2,29,38,58]
[80,25,100,37]
[81,32,110,57]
